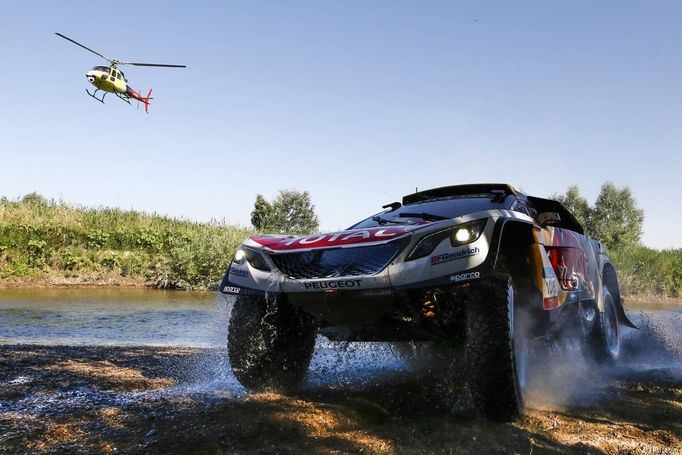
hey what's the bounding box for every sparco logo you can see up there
[431,247,480,265]
[304,279,362,290]
[449,272,480,282]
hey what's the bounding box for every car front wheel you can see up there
[227,294,317,391]
[465,274,528,421]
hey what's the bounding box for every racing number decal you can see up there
[542,268,560,309]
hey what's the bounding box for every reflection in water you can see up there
[0,289,228,347]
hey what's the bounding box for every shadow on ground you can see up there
[0,344,680,454]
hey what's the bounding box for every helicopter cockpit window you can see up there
[93,66,110,74]
[116,72,122,80]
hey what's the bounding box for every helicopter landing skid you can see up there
[86,89,106,104]
[114,92,132,105]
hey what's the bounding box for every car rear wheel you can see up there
[227,294,317,391]
[465,274,528,421]
[583,287,620,365]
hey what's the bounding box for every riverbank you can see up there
[0,272,147,289]
[2,194,682,298]
[1,344,680,454]
[0,195,250,290]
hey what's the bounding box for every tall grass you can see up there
[0,195,251,290]
[609,245,682,300]
[2,195,681,298]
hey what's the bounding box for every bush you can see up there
[0,194,252,289]
[610,246,682,299]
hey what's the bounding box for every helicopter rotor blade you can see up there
[121,62,187,68]
[55,33,112,64]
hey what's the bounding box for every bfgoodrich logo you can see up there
[432,247,480,265]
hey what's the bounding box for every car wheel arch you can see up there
[602,261,637,329]
[492,219,542,309]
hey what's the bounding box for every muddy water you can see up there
[0,289,222,347]
[0,289,404,384]
[0,289,680,367]
[0,290,681,453]
[1,289,680,395]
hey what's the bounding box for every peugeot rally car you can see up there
[221,183,634,421]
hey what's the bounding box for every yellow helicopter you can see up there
[56,33,186,113]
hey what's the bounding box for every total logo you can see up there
[450,271,481,282]
[251,225,428,251]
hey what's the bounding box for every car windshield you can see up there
[349,196,511,229]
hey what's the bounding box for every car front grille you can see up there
[269,242,401,279]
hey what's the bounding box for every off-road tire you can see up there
[228,294,316,391]
[582,287,620,365]
[465,274,526,421]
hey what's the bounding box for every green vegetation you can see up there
[552,183,680,301]
[0,193,250,290]
[1,189,680,300]
[609,246,682,300]
[551,182,644,250]
[251,189,319,235]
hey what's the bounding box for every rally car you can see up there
[221,183,634,421]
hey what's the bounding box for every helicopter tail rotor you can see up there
[126,87,153,113]
[141,88,153,113]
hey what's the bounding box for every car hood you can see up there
[249,223,433,252]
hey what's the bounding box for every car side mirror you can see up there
[537,211,561,228]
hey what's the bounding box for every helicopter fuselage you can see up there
[86,66,127,94]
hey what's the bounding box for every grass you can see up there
[0,194,251,290]
[609,245,682,301]
[1,194,680,299]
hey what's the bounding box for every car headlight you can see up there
[232,247,271,271]
[407,219,486,261]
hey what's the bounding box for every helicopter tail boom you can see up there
[126,87,153,113]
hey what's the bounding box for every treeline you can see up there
[1,189,680,299]
[0,193,249,289]
[552,183,681,300]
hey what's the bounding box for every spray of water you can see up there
[525,309,682,410]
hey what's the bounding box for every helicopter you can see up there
[55,33,186,113]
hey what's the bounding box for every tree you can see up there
[550,185,592,234]
[250,190,319,235]
[551,182,644,250]
[21,192,49,206]
[591,182,644,250]
[250,194,273,231]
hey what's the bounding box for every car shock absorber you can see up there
[420,291,438,319]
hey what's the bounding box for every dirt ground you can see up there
[0,344,680,455]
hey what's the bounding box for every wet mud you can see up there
[1,335,680,454]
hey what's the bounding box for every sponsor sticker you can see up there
[304,279,362,290]
[431,247,480,265]
[450,271,480,282]
[229,266,250,278]
[222,286,241,294]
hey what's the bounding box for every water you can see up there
[0,289,226,347]
[0,289,679,423]
[0,288,404,379]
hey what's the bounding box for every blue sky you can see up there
[1,1,680,249]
